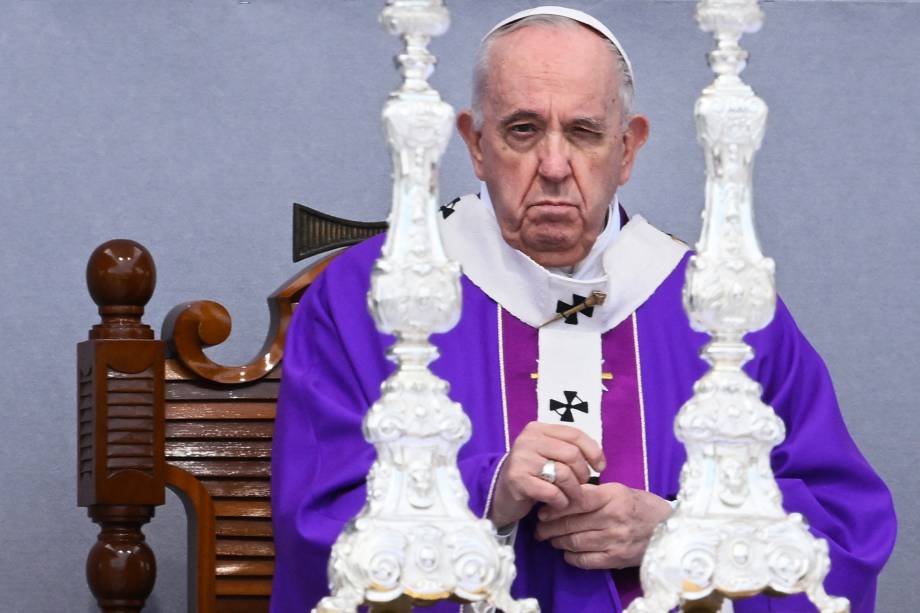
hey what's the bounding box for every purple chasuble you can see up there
[270,233,896,613]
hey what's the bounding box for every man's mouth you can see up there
[529,200,576,209]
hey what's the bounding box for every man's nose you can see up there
[537,133,572,183]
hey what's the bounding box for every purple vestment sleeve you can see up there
[271,236,510,612]
[270,248,385,612]
[735,299,897,612]
[639,257,895,612]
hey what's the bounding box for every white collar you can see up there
[439,189,688,331]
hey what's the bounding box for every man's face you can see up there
[458,25,649,268]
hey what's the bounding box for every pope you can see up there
[271,6,896,612]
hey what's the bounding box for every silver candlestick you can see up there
[314,2,537,612]
[626,1,849,611]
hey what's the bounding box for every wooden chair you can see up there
[77,206,385,612]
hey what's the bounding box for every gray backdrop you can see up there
[0,0,916,611]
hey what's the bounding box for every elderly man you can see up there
[271,6,895,612]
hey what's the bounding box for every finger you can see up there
[515,473,570,510]
[563,551,613,570]
[548,529,609,553]
[547,461,585,510]
[523,459,584,510]
[535,509,600,540]
[506,449,580,509]
[507,448,584,495]
[538,424,607,473]
[516,423,603,482]
[538,483,606,522]
[529,438,591,484]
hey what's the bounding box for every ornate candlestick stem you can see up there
[314,2,537,612]
[626,2,849,612]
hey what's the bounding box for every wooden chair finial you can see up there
[86,239,156,340]
[81,239,166,612]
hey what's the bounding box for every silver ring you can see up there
[539,460,557,484]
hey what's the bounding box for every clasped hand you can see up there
[490,422,672,570]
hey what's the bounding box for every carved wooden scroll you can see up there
[161,257,333,385]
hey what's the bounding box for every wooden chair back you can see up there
[78,208,384,612]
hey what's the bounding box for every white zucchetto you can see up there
[484,5,635,88]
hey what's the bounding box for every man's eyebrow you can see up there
[498,110,543,126]
[569,117,607,131]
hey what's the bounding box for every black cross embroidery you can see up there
[440,196,461,219]
[556,294,595,325]
[549,391,589,423]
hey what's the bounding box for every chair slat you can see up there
[202,479,271,498]
[166,402,276,420]
[217,539,276,558]
[214,499,272,518]
[166,441,272,459]
[216,519,274,538]
[216,559,275,576]
[169,460,270,478]
[216,578,273,597]
[215,599,270,613]
[166,381,280,402]
[167,421,274,439]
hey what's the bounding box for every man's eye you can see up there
[572,127,602,139]
[508,124,536,136]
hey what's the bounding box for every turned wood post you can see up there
[78,239,166,612]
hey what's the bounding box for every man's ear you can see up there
[618,114,650,186]
[457,109,486,180]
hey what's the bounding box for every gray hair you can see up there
[471,14,635,128]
